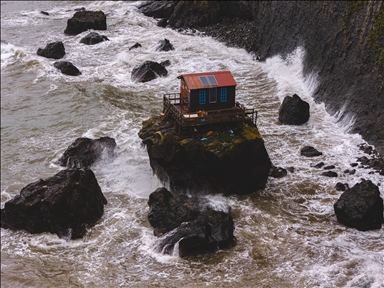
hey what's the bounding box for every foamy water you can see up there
[1,1,383,287]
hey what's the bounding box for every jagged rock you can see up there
[301,146,322,157]
[269,166,287,178]
[155,38,174,51]
[278,94,310,125]
[138,117,271,195]
[64,10,107,36]
[138,1,178,19]
[131,60,168,82]
[334,180,383,231]
[129,42,142,51]
[335,182,349,191]
[322,171,338,177]
[1,169,107,239]
[80,31,109,45]
[56,137,116,169]
[148,187,236,257]
[37,41,65,59]
[54,61,81,76]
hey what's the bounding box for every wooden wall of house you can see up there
[189,86,236,113]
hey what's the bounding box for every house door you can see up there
[209,88,217,103]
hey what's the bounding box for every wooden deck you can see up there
[162,93,257,134]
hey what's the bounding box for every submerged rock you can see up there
[138,117,271,195]
[80,31,109,45]
[148,187,236,257]
[334,179,383,231]
[1,169,107,239]
[64,10,107,36]
[131,60,168,82]
[57,136,116,169]
[129,42,142,51]
[278,94,310,125]
[37,41,65,59]
[54,61,81,76]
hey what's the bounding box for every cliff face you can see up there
[139,1,384,154]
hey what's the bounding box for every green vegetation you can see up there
[367,8,384,67]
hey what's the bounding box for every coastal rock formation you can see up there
[334,179,383,231]
[54,61,81,76]
[278,94,310,125]
[138,116,271,195]
[155,38,174,51]
[148,187,236,257]
[131,60,168,82]
[138,1,384,155]
[56,137,116,169]
[0,169,107,239]
[64,10,107,36]
[80,31,109,45]
[37,41,65,59]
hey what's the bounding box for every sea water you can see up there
[1,1,383,287]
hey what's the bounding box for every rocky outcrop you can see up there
[138,117,271,195]
[131,60,168,82]
[148,187,236,257]
[64,10,107,36]
[54,61,81,76]
[37,41,65,59]
[1,169,107,239]
[278,94,310,125]
[56,137,116,169]
[80,31,109,45]
[334,179,383,231]
[138,1,384,155]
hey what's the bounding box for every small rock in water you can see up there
[324,165,335,170]
[322,171,338,177]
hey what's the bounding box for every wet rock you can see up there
[324,165,335,170]
[0,169,107,239]
[41,11,49,16]
[335,182,349,191]
[301,146,322,157]
[64,10,107,36]
[80,31,109,45]
[312,162,324,168]
[278,94,310,125]
[139,117,271,195]
[157,18,168,27]
[287,166,295,173]
[350,163,358,167]
[129,42,142,51]
[54,61,81,76]
[269,166,287,178]
[322,171,338,177]
[131,60,168,83]
[344,168,356,175]
[160,60,171,67]
[334,180,383,231]
[56,136,116,169]
[148,187,236,257]
[155,38,174,51]
[138,1,178,19]
[37,41,65,59]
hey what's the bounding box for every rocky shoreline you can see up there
[138,1,384,155]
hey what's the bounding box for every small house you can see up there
[177,71,237,113]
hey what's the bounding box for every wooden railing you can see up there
[163,93,257,130]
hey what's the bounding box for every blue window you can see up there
[220,88,227,102]
[199,90,206,104]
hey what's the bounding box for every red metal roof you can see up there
[178,70,237,90]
